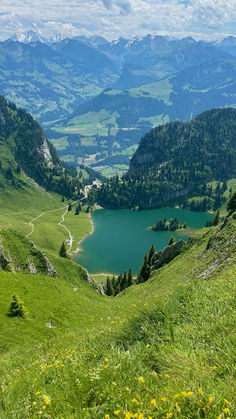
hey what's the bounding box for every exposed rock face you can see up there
[39,137,52,163]
[0,234,57,277]
[0,244,13,271]
[150,239,184,273]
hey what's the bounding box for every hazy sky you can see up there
[0,0,235,41]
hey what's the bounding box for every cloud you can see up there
[0,0,235,41]
[102,0,132,15]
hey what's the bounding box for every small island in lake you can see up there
[151,216,187,232]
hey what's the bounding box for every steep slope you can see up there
[0,95,81,197]
[95,108,236,209]
[53,57,236,175]
[0,208,235,418]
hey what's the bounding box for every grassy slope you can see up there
[0,208,235,418]
[0,177,91,256]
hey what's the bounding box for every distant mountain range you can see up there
[0,33,236,175]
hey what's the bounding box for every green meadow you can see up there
[0,178,235,418]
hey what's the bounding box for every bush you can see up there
[7,295,27,318]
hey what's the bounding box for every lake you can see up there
[75,208,212,274]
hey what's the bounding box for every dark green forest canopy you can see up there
[0,95,82,197]
[94,108,236,209]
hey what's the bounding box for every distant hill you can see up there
[52,57,236,175]
[0,39,119,123]
[0,95,82,197]
[95,108,236,209]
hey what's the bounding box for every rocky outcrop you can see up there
[0,243,13,271]
[0,233,57,277]
[150,239,184,274]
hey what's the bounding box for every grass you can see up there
[0,178,91,256]
[0,199,235,418]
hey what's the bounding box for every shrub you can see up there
[7,295,27,318]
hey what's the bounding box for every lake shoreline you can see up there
[73,205,103,254]
[74,212,95,254]
[75,207,212,273]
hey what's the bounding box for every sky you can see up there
[0,0,235,41]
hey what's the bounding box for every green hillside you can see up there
[0,91,236,419]
[95,108,236,210]
[0,200,235,417]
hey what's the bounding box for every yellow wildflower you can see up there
[42,395,51,405]
[150,398,157,406]
[223,408,230,414]
[112,382,117,386]
[104,415,110,419]
[197,388,203,394]
[138,376,145,384]
[104,357,109,362]
[104,364,108,369]
[212,365,217,370]
[208,395,214,403]
[145,344,150,348]
[131,398,139,405]
[166,414,172,418]
[181,391,193,397]
[161,397,167,402]
[94,354,97,358]
[224,399,230,404]
[131,304,137,307]
[35,391,41,396]
[114,410,121,415]
[174,394,180,399]
[164,374,170,378]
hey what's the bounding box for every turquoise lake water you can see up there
[76,208,212,274]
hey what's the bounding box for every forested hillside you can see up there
[94,108,236,209]
[0,95,82,197]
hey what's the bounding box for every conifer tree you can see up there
[105,277,114,296]
[127,268,133,287]
[59,241,69,259]
[227,191,236,214]
[138,253,150,283]
[148,244,156,264]
[120,269,128,291]
[212,209,220,226]
[75,205,80,215]
[168,236,175,245]
[7,295,27,318]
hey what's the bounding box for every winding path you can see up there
[25,201,78,253]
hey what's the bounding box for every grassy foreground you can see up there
[0,178,235,418]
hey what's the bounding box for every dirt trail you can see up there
[25,201,78,253]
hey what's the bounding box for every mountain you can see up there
[102,35,231,89]
[0,95,82,197]
[51,57,236,176]
[94,108,236,209]
[52,38,117,80]
[214,36,236,57]
[0,39,119,123]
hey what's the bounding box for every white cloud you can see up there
[0,0,235,41]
